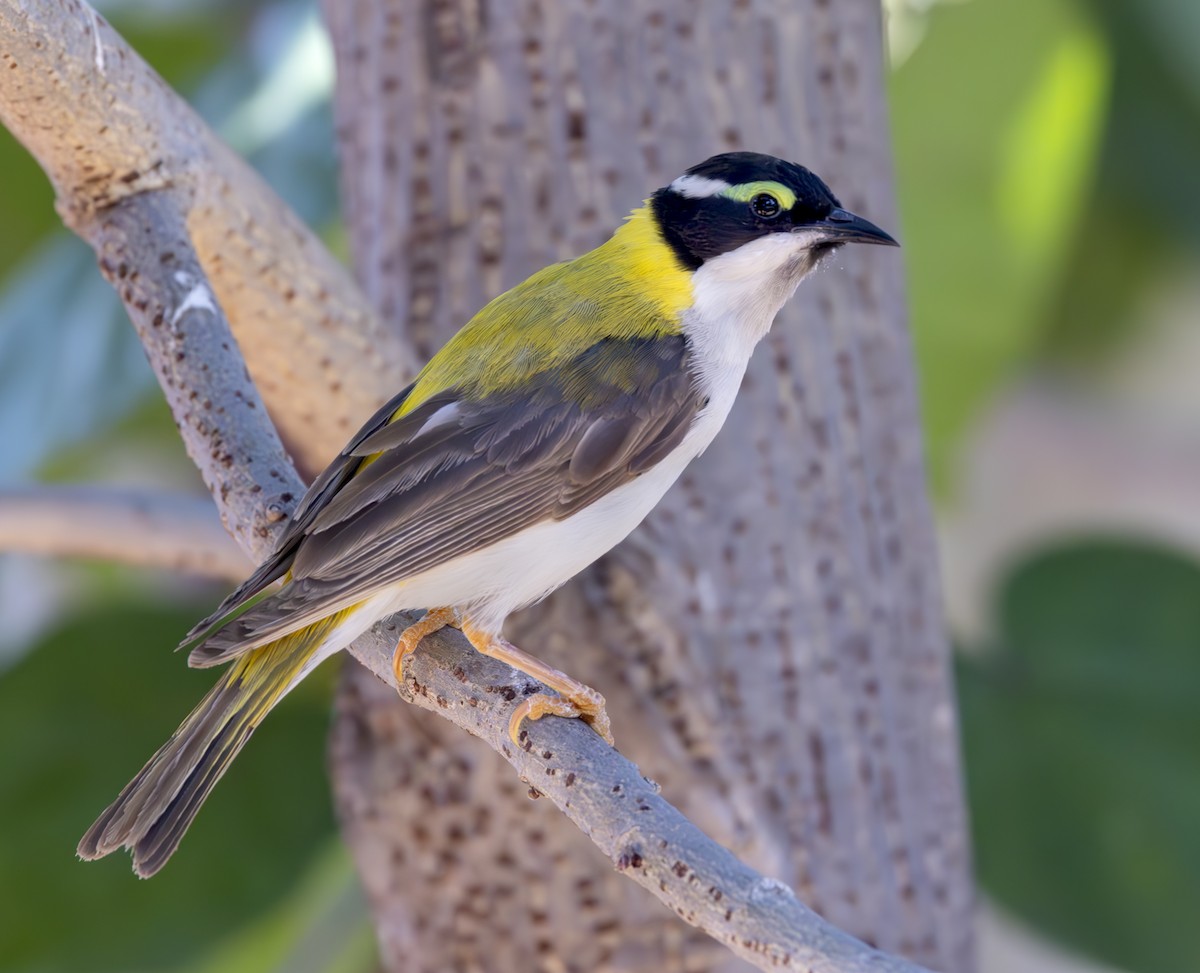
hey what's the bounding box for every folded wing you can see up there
[187,334,702,667]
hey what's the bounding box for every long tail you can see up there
[78,614,346,877]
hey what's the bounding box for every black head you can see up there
[651,152,897,271]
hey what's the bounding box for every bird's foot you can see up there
[461,621,614,746]
[509,686,613,747]
[392,606,459,685]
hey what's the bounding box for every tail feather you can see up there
[175,547,298,653]
[78,615,344,877]
[133,717,258,876]
[186,580,351,670]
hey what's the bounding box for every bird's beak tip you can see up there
[817,208,900,248]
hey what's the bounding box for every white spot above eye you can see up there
[669,174,732,199]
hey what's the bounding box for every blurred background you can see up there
[0,0,1197,970]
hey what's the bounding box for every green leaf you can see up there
[960,540,1200,973]
[0,129,58,277]
[114,11,232,95]
[0,599,340,972]
[890,0,1110,489]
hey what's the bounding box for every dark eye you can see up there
[751,193,781,219]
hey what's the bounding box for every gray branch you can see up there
[0,2,945,971]
[0,485,247,581]
[354,623,935,973]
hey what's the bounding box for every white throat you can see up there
[676,230,825,460]
[683,230,823,369]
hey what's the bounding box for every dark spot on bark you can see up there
[615,849,644,871]
[809,732,832,836]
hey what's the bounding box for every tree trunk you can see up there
[322,2,974,972]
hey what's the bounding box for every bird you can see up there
[78,151,897,876]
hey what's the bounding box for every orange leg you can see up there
[461,621,614,746]
[392,607,459,685]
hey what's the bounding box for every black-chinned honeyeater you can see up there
[78,151,897,876]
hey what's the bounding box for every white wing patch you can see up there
[414,401,462,437]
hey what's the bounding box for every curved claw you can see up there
[508,687,614,746]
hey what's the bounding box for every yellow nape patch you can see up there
[604,203,695,316]
[721,180,797,210]
[392,204,693,416]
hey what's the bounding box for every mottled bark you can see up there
[323,2,973,972]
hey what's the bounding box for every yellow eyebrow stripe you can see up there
[721,180,797,210]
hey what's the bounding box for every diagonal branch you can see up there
[354,624,936,973]
[0,3,940,971]
[0,485,247,581]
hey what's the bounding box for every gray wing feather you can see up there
[179,382,420,655]
[188,335,701,666]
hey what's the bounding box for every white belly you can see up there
[287,434,708,689]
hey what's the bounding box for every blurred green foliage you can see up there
[1051,0,1200,355]
[893,0,1200,484]
[891,1,1200,969]
[0,600,360,972]
[1,0,1199,971]
[891,0,1109,486]
[960,542,1200,973]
